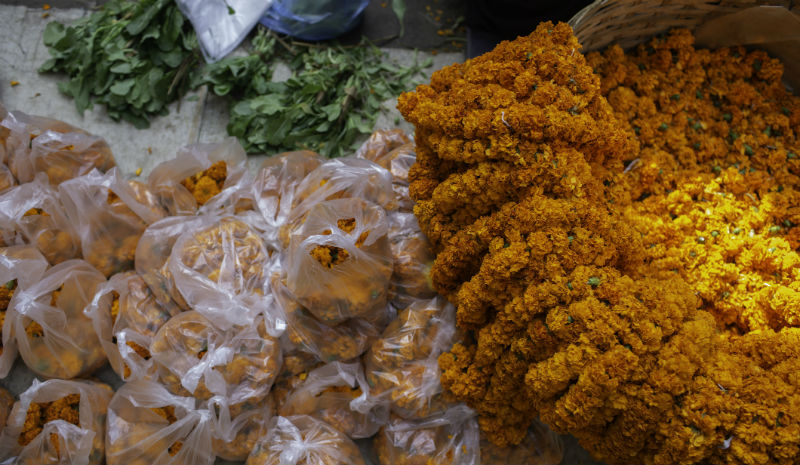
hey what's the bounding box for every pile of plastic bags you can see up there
[0,101,564,465]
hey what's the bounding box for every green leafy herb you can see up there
[39,0,200,128]
[202,29,431,157]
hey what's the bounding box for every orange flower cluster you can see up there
[399,22,800,465]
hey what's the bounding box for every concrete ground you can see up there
[0,2,603,465]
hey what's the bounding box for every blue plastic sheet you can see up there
[260,0,370,41]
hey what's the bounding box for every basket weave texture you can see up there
[569,0,798,52]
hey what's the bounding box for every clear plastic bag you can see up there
[288,157,396,230]
[85,271,178,381]
[0,245,49,378]
[373,405,480,465]
[176,0,274,63]
[209,395,273,461]
[148,138,248,215]
[354,130,412,162]
[1,111,114,186]
[278,361,387,439]
[135,215,209,311]
[167,215,279,330]
[0,387,12,435]
[259,0,370,41]
[59,168,167,277]
[0,164,16,195]
[273,274,385,362]
[0,379,112,465]
[249,150,323,249]
[480,419,565,465]
[0,103,8,164]
[286,198,393,324]
[387,212,436,306]
[8,259,107,379]
[0,174,81,264]
[364,297,456,419]
[245,415,367,465]
[150,311,282,411]
[269,347,323,408]
[105,379,215,465]
[358,141,417,212]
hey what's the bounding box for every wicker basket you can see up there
[569,0,798,53]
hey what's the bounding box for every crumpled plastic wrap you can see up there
[209,395,273,461]
[364,297,456,419]
[0,245,49,378]
[373,404,480,465]
[245,415,367,465]
[0,174,81,264]
[355,129,416,212]
[135,215,208,312]
[0,379,112,465]
[59,168,167,277]
[278,360,388,439]
[273,274,387,363]
[288,157,396,231]
[176,0,274,63]
[7,259,106,379]
[0,111,114,186]
[85,271,178,381]
[248,150,324,250]
[105,379,215,465]
[148,138,248,216]
[150,311,282,413]
[167,215,280,330]
[386,212,436,306]
[286,198,393,325]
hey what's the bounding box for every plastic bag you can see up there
[480,419,565,465]
[357,139,417,212]
[59,168,167,277]
[209,395,273,461]
[273,274,385,362]
[260,0,370,41]
[269,342,325,406]
[0,164,16,195]
[354,130,412,162]
[176,0,274,63]
[249,150,323,249]
[150,311,282,411]
[85,271,178,381]
[373,405,480,465]
[7,259,106,379]
[0,103,8,164]
[0,245,49,378]
[246,415,367,465]
[364,297,456,419]
[105,379,215,465]
[135,215,209,311]
[0,387,12,435]
[387,212,436,306]
[0,379,112,465]
[278,361,387,439]
[168,215,279,330]
[286,198,393,324]
[0,174,81,264]
[148,138,248,216]
[288,157,396,230]
[1,111,114,185]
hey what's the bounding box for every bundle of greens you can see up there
[39,0,200,128]
[199,29,431,157]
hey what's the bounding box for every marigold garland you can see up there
[399,22,800,465]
